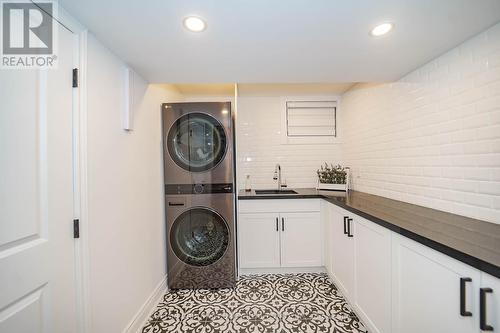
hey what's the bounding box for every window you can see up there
[286,100,336,137]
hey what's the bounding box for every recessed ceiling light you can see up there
[370,22,393,37]
[183,16,206,32]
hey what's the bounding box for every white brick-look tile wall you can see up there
[341,22,500,224]
[237,96,342,189]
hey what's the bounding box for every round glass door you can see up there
[167,112,227,172]
[170,208,229,266]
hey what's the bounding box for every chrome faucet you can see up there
[273,163,282,191]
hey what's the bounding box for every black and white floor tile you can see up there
[142,273,368,333]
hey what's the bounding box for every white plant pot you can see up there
[317,182,347,191]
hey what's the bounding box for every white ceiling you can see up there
[60,0,500,84]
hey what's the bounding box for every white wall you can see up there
[86,33,183,332]
[237,96,342,189]
[341,22,500,224]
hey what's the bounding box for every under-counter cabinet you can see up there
[353,215,392,333]
[326,203,391,333]
[240,196,499,333]
[237,213,281,268]
[392,233,481,333]
[238,199,322,269]
[328,206,354,298]
[279,212,322,267]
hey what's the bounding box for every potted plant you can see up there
[317,163,348,191]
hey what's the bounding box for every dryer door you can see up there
[170,207,229,266]
[167,112,227,173]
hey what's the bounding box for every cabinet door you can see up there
[392,234,479,333]
[354,217,392,333]
[480,273,500,332]
[322,201,333,275]
[280,212,322,267]
[330,207,355,298]
[238,213,281,268]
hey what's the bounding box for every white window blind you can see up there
[286,101,336,137]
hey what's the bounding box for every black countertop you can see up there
[239,189,500,278]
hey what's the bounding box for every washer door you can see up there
[170,207,229,266]
[167,112,227,172]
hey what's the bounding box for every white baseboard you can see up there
[122,275,167,333]
[239,266,326,276]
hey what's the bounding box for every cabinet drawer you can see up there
[238,199,320,213]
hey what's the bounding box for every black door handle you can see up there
[460,278,472,316]
[347,218,353,237]
[480,287,493,331]
[276,217,279,231]
[343,216,348,234]
[282,217,285,231]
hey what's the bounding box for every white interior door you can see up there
[0,26,77,333]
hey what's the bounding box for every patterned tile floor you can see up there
[142,273,368,333]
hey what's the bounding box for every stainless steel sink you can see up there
[255,189,298,195]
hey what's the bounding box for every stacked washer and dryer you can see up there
[162,102,236,289]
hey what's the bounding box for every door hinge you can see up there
[73,219,80,238]
[72,68,78,88]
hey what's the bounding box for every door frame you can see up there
[55,7,92,333]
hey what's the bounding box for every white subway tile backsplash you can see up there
[479,181,500,196]
[236,96,342,189]
[462,112,491,129]
[440,119,463,133]
[342,22,500,224]
[440,189,465,203]
[489,50,500,68]
[450,129,475,143]
[474,154,500,167]
[490,168,500,181]
[475,67,500,87]
[463,192,494,208]
[489,81,500,96]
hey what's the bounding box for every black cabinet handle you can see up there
[347,218,353,237]
[480,287,493,331]
[282,217,285,231]
[276,217,279,231]
[343,216,348,234]
[460,278,472,316]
